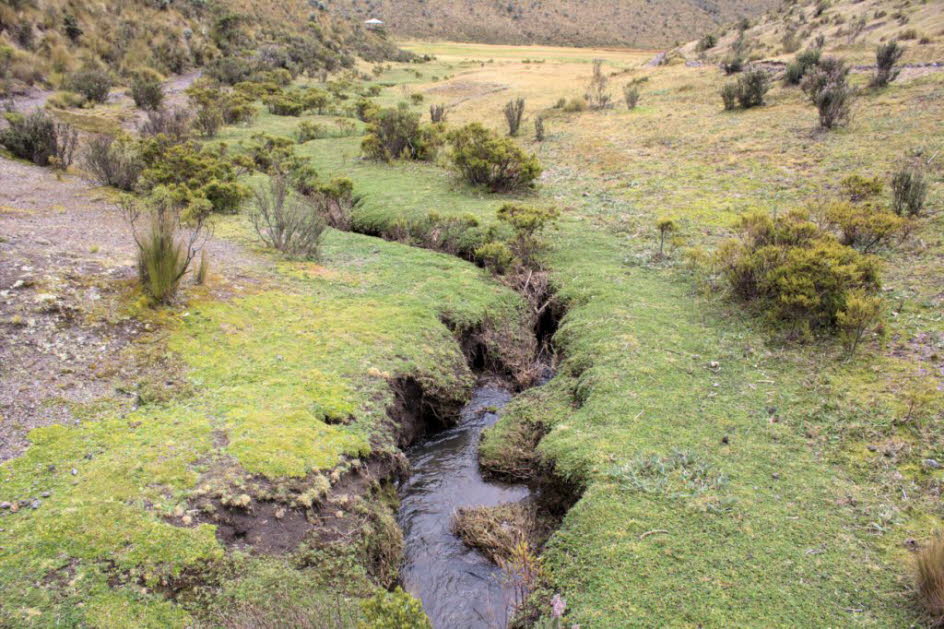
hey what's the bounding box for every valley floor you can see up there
[2,36,943,627]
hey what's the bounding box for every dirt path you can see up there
[0,156,268,461]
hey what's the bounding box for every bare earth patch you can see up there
[0,157,270,461]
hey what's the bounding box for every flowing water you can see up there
[397,382,531,628]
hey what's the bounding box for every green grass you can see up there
[0,230,527,626]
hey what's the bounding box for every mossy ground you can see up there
[0,227,527,626]
[4,12,944,625]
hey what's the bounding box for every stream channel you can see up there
[397,378,537,628]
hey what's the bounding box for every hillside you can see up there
[0,0,408,92]
[323,0,781,48]
[673,0,944,63]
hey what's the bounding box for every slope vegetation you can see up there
[324,0,779,48]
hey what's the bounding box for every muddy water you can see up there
[397,382,530,628]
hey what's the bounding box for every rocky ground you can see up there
[0,156,268,461]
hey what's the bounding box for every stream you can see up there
[397,381,531,628]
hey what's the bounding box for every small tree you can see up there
[656,217,676,256]
[837,290,882,357]
[585,59,611,109]
[82,134,143,191]
[121,187,212,305]
[891,167,928,216]
[872,42,905,87]
[503,98,525,136]
[249,175,326,260]
[696,33,718,52]
[496,203,559,268]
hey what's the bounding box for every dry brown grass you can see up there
[451,501,550,564]
[917,535,944,625]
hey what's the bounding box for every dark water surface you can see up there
[397,382,531,628]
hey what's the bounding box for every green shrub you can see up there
[194,104,224,137]
[0,110,77,168]
[496,202,559,268]
[841,174,883,202]
[871,42,905,87]
[736,70,770,108]
[585,59,611,109]
[361,104,441,162]
[891,167,928,216]
[130,70,164,111]
[474,240,517,275]
[715,210,880,336]
[139,140,247,214]
[354,97,381,122]
[65,67,112,104]
[784,48,821,85]
[823,201,906,253]
[359,587,430,629]
[302,88,330,114]
[410,93,425,105]
[304,177,362,230]
[296,120,327,143]
[82,134,143,191]
[121,187,213,305]
[46,91,86,109]
[264,92,306,116]
[429,104,447,123]
[535,116,546,142]
[447,123,542,192]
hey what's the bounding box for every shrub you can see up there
[63,13,82,42]
[735,70,770,108]
[871,42,905,87]
[715,210,880,336]
[784,48,822,85]
[193,104,224,137]
[296,120,327,143]
[139,106,192,143]
[841,174,883,202]
[249,176,326,260]
[534,116,546,142]
[891,167,928,216]
[82,134,143,191]
[837,290,882,356]
[823,201,906,253]
[302,88,330,114]
[504,97,525,136]
[917,534,944,625]
[585,59,611,109]
[264,93,306,116]
[304,177,362,230]
[656,217,676,256]
[360,587,430,629]
[0,110,77,168]
[721,56,744,75]
[448,123,542,192]
[361,104,441,162]
[131,70,164,111]
[496,203,559,269]
[410,93,424,105]
[429,104,447,123]
[623,84,640,109]
[121,187,212,305]
[474,240,517,275]
[139,140,247,214]
[65,67,112,104]
[697,34,718,52]
[802,57,854,129]
[354,98,380,122]
[562,97,587,112]
[720,83,739,110]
